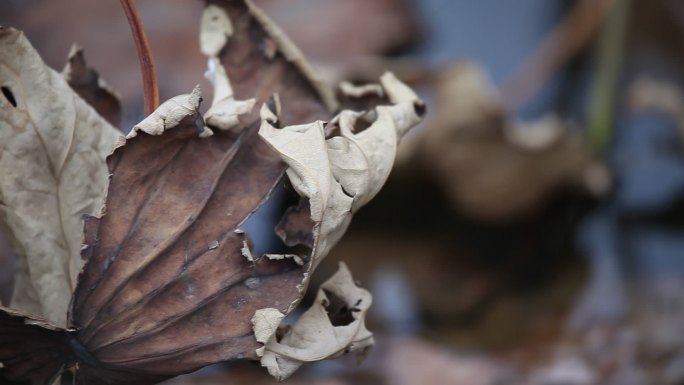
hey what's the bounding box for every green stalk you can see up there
[587,0,632,154]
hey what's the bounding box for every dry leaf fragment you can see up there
[127,85,210,138]
[5,80,310,384]
[260,71,423,270]
[61,44,122,128]
[338,81,385,99]
[204,59,256,132]
[255,72,423,377]
[0,27,121,326]
[200,4,256,132]
[252,307,286,351]
[253,263,373,381]
[200,4,233,57]
[208,0,338,119]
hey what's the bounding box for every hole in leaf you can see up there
[414,100,427,117]
[275,324,291,342]
[264,95,280,126]
[241,182,287,257]
[322,288,356,326]
[353,110,377,134]
[1,86,17,107]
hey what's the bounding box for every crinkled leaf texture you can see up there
[0,0,331,382]
[253,262,373,380]
[254,72,424,379]
[0,27,122,327]
[64,0,335,381]
[0,0,424,383]
[262,72,422,272]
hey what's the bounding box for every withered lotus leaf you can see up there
[1,0,331,383]
[0,0,425,384]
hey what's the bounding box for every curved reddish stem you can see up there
[120,0,159,116]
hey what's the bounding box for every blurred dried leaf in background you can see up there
[418,62,607,220]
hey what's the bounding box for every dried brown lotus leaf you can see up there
[61,44,122,129]
[64,0,342,378]
[0,0,334,382]
[68,88,300,379]
[0,1,424,383]
[208,0,338,120]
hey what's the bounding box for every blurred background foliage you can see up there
[3,0,684,384]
